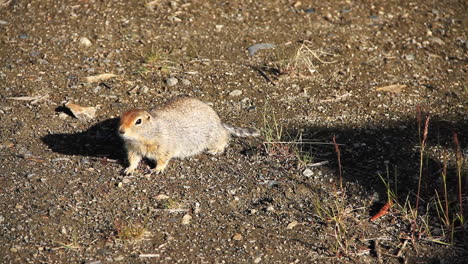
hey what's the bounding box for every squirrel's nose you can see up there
[118,129,125,135]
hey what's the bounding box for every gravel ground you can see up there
[0,0,467,263]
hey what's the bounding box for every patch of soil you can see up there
[0,0,466,263]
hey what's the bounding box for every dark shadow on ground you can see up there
[285,115,467,242]
[286,115,466,198]
[41,118,126,162]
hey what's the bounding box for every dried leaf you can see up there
[370,201,393,221]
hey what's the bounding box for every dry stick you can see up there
[397,239,409,257]
[332,136,343,190]
[374,239,382,264]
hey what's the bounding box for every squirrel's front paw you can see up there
[123,167,135,176]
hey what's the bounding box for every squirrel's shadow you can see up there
[41,118,126,162]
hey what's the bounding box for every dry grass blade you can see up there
[375,84,407,93]
[84,73,117,83]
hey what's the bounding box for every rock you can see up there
[254,256,262,263]
[181,214,192,225]
[59,112,70,119]
[65,102,97,120]
[139,85,149,94]
[166,77,178,87]
[240,97,252,109]
[232,233,243,240]
[79,37,92,47]
[122,178,131,184]
[229,90,242,97]
[92,86,102,93]
[155,194,170,201]
[404,54,415,61]
[114,256,124,261]
[194,202,201,214]
[429,37,445,45]
[247,43,276,57]
[286,220,298,229]
[181,79,191,86]
[302,168,313,177]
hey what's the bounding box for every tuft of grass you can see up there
[52,233,81,251]
[262,104,316,167]
[113,220,148,242]
[312,194,353,257]
[262,41,337,79]
[156,197,182,210]
[373,107,466,247]
[133,47,179,76]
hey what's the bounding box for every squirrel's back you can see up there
[119,97,259,160]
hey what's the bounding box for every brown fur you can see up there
[118,97,259,175]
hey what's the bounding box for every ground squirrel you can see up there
[118,97,260,175]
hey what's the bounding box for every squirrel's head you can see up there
[118,109,152,140]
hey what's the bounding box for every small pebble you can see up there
[229,90,242,97]
[181,79,191,86]
[232,233,243,240]
[122,178,131,184]
[404,54,415,61]
[155,194,170,201]
[166,77,178,87]
[114,256,124,261]
[286,220,299,230]
[181,214,192,225]
[302,168,313,177]
[79,37,93,47]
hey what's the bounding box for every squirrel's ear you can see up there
[146,114,151,120]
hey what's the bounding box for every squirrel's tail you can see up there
[223,124,260,137]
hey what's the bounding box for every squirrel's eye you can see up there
[135,119,142,125]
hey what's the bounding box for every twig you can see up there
[255,67,276,86]
[397,239,409,257]
[374,239,382,264]
[319,92,352,103]
[153,208,189,213]
[7,95,43,101]
[263,141,344,146]
[306,161,329,167]
[139,254,160,258]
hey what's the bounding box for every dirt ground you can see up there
[0,0,467,263]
